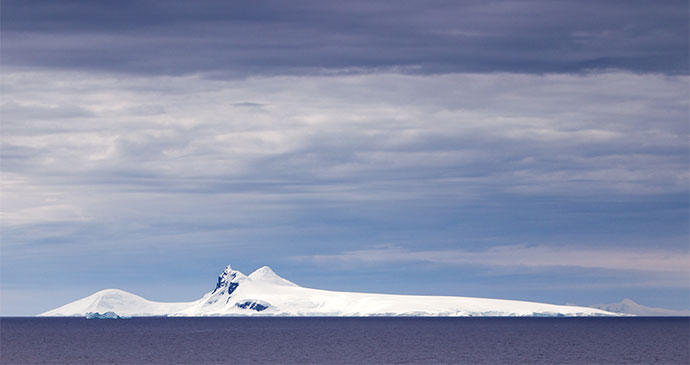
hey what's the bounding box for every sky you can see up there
[1,0,688,315]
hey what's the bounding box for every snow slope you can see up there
[39,265,616,317]
[590,298,689,316]
[39,289,193,317]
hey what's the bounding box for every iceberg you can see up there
[85,311,129,319]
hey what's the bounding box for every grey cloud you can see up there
[291,245,690,276]
[233,102,265,108]
[1,0,687,76]
[2,71,686,249]
[2,71,686,194]
[1,102,95,121]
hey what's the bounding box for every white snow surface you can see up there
[39,265,617,317]
[39,289,191,317]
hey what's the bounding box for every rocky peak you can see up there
[211,265,246,295]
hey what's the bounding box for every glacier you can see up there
[39,265,617,317]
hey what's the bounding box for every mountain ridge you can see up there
[590,298,689,317]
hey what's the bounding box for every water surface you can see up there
[1,317,688,364]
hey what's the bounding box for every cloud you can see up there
[1,1,687,76]
[2,71,686,211]
[1,101,95,120]
[2,69,686,268]
[290,244,690,275]
[0,71,685,242]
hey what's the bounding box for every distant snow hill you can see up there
[40,265,618,317]
[590,298,689,317]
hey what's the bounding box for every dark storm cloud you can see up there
[2,0,687,76]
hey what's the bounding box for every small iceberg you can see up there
[532,312,566,317]
[85,311,129,319]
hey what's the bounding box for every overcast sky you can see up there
[1,0,688,315]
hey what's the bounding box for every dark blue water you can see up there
[1,317,688,364]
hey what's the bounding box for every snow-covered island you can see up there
[40,265,617,317]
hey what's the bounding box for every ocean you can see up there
[1,317,688,364]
